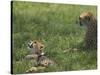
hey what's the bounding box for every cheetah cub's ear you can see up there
[27,40,34,50]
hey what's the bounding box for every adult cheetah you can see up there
[79,11,97,49]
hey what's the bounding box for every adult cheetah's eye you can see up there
[86,16,90,21]
[88,17,90,21]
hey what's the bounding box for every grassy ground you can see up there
[12,1,97,74]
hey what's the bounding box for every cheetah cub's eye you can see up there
[40,46,44,49]
[28,41,33,46]
[34,41,37,44]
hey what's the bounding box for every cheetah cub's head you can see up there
[27,40,44,55]
[79,11,94,26]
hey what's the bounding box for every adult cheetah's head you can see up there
[79,11,93,26]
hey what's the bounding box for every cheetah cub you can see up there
[25,40,54,73]
[25,40,44,59]
[25,40,54,67]
[37,54,54,67]
[26,55,54,73]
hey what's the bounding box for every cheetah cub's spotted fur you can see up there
[25,40,55,73]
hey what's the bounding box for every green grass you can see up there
[12,1,97,74]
